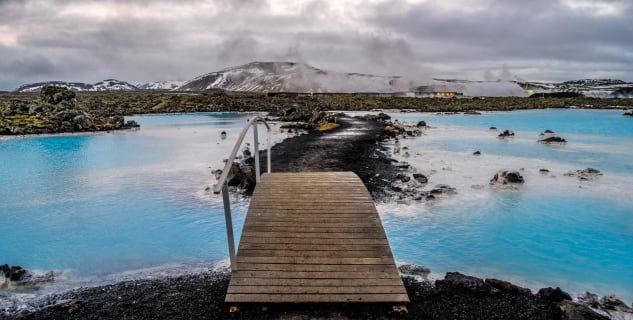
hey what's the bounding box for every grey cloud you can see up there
[217,33,261,67]
[1,0,632,90]
[366,0,633,81]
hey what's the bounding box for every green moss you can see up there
[5,115,50,128]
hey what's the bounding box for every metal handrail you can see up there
[213,116,271,271]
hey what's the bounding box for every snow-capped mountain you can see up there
[135,80,185,91]
[91,79,138,91]
[515,79,632,98]
[15,81,94,93]
[177,61,407,93]
[15,79,139,92]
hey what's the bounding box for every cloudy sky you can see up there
[1,0,632,90]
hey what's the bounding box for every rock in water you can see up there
[473,150,481,155]
[412,173,428,184]
[564,168,603,180]
[538,136,567,144]
[498,129,515,138]
[490,170,525,185]
[398,264,431,278]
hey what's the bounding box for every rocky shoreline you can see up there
[0,87,139,135]
[3,266,630,320]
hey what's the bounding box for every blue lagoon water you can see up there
[381,109,633,302]
[1,109,632,303]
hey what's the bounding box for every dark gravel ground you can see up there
[4,271,561,320]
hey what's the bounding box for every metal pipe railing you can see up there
[213,116,271,271]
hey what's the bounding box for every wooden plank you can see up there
[242,226,384,233]
[225,294,410,303]
[238,243,390,251]
[244,221,380,227]
[229,278,401,287]
[240,232,385,239]
[234,264,398,273]
[238,237,389,245]
[236,249,393,258]
[236,256,395,265]
[232,270,400,279]
[228,285,406,295]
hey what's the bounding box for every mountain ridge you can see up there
[12,61,633,97]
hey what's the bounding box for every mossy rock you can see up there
[40,86,76,105]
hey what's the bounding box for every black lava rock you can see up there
[537,287,572,302]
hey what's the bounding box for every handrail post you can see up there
[253,122,261,182]
[221,182,237,271]
[267,128,271,173]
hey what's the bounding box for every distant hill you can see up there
[176,61,406,93]
[135,80,185,91]
[15,79,138,93]
[515,79,632,98]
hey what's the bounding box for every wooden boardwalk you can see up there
[225,172,409,303]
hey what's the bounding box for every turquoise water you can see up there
[1,109,632,303]
[381,109,633,302]
[0,113,254,277]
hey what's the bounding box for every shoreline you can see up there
[2,259,629,319]
[2,264,623,320]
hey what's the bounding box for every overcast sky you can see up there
[1,0,632,90]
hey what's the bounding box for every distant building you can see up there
[414,85,462,98]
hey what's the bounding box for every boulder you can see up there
[40,85,76,105]
[540,169,550,174]
[412,173,428,184]
[2,265,28,281]
[489,126,498,130]
[485,278,532,295]
[473,150,481,155]
[435,272,497,295]
[540,129,555,136]
[490,170,525,185]
[498,129,515,138]
[600,294,632,313]
[539,136,567,144]
[363,112,391,122]
[398,264,431,277]
[416,120,427,128]
[564,168,603,180]
[537,287,572,302]
[577,292,601,309]
[559,300,610,320]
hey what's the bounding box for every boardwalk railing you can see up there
[213,116,272,270]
